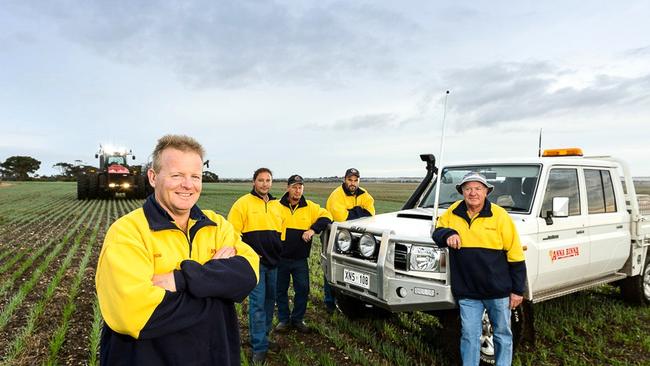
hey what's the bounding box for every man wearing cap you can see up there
[323,168,375,313]
[275,175,332,333]
[431,172,526,366]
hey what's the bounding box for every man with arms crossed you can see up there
[96,135,259,365]
[432,172,526,366]
[228,168,283,364]
[323,168,375,313]
[276,174,332,333]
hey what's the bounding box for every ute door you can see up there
[534,168,589,291]
[584,168,630,276]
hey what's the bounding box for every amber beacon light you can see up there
[542,148,584,157]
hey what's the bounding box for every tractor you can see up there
[77,146,149,199]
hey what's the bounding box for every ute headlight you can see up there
[359,233,377,258]
[336,229,352,252]
[409,246,441,272]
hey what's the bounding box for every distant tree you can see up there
[203,170,219,183]
[53,162,74,178]
[0,156,41,181]
[52,162,97,181]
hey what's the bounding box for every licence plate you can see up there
[343,268,370,289]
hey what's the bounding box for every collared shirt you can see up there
[326,184,375,222]
[96,195,259,365]
[228,189,283,267]
[279,192,332,259]
[432,199,527,299]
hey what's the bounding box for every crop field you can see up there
[0,181,648,365]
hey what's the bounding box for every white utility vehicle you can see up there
[321,149,650,364]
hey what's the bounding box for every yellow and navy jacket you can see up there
[279,192,333,259]
[95,195,259,365]
[326,184,375,222]
[227,190,283,268]
[432,199,527,300]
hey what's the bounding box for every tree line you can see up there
[0,155,219,182]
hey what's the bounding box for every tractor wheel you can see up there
[97,174,110,199]
[620,252,650,306]
[77,175,89,200]
[144,176,154,196]
[87,173,98,199]
[136,175,147,199]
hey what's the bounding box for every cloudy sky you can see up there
[1,1,649,178]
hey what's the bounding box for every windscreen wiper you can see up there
[499,205,528,212]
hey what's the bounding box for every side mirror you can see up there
[552,197,569,217]
[544,197,569,225]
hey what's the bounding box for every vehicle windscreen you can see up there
[419,165,541,213]
[107,156,126,166]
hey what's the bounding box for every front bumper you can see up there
[322,224,456,312]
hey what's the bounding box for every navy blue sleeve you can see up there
[138,292,211,339]
[432,227,458,248]
[347,206,372,220]
[508,261,527,296]
[311,217,332,234]
[176,256,257,302]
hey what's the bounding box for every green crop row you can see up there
[0,182,647,365]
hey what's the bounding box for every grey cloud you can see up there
[439,62,650,128]
[16,1,419,88]
[307,112,398,131]
[308,88,448,132]
[625,45,650,57]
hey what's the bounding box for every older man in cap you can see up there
[323,168,376,313]
[275,174,332,333]
[431,172,526,366]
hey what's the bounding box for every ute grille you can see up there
[394,243,408,270]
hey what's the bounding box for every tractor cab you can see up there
[77,145,148,200]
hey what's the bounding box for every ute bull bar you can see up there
[321,222,457,312]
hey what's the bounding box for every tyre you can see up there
[436,309,461,362]
[620,252,650,305]
[136,175,147,199]
[77,175,89,200]
[97,174,110,199]
[87,173,98,199]
[333,289,365,319]
[144,175,154,196]
[333,289,392,319]
[437,304,527,366]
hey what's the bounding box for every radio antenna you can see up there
[538,128,543,157]
[432,90,450,228]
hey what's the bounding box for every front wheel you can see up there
[333,290,365,319]
[437,303,527,366]
[620,252,650,305]
[479,305,526,365]
[333,289,392,320]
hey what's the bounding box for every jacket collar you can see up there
[451,199,493,225]
[280,192,307,209]
[342,183,366,197]
[143,194,216,232]
[250,188,276,201]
